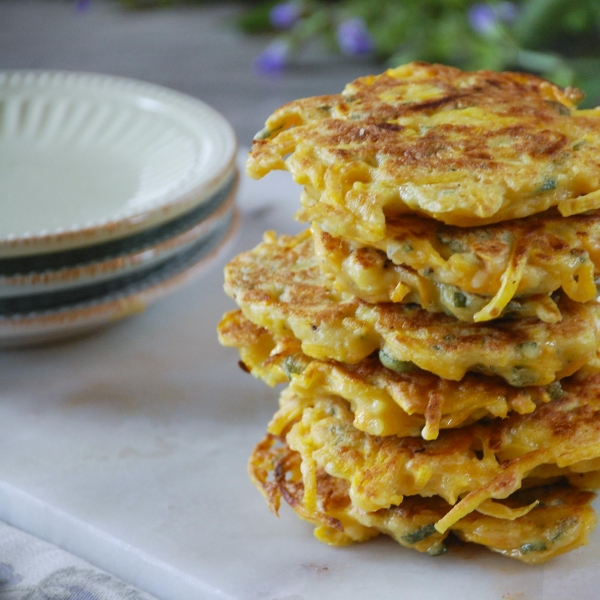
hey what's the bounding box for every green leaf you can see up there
[237,0,279,33]
[514,0,572,49]
[402,523,437,544]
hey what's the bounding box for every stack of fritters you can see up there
[218,63,600,563]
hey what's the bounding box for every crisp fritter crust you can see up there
[313,205,600,322]
[218,309,564,440]
[277,371,600,532]
[249,432,597,563]
[223,230,600,386]
[247,62,600,239]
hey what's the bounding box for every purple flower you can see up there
[254,40,290,75]
[337,18,373,57]
[468,2,518,34]
[270,2,301,30]
[468,4,497,34]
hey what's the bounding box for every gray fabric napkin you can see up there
[0,521,158,600]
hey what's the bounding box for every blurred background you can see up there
[0,0,367,146]
[235,0,600,104]
[2,0,599,151]
[1,1,600,597]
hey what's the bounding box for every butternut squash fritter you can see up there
[223,230,600,386]
[313,206,600,323]
[271,373,600,534]
[249,432,597,564]
[218,309,564,440]
[247,62,600,241]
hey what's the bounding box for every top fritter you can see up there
[247,62,600,242]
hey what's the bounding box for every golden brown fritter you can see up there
[273,372,600,533]
[228,60,600,566]
[313,206,600,322]
[249,432,597,563]
[218,309,282,386]
[223,230,600,386]
[218,309,565,440]
[247,62,600,241]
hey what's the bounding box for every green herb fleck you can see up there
[253,124,283,140]
[282,355,306,380]
[402,523,437,544]
[545,381,563,401]
[511,366,537,387]
[519,341,539,359]
[437,234,467,254]
[254,128,271,140]
[519,341,537,349]
[453,291,467,308]
[570,248,588,264]
[402,242,414,252]
[540,178,558,191]
[551,517,577,541]
[379,350,415,374]
[427,542,448,556]
[521,541,547,554]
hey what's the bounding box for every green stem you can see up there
[516,49,564,73]
[513,0,571,49]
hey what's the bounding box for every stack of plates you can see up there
[0,71,238,345]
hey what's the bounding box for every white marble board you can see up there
[0,155,599,600]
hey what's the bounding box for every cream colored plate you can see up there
[0,71,237,257]
[0,174,238,298]
[0,209,239,346]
